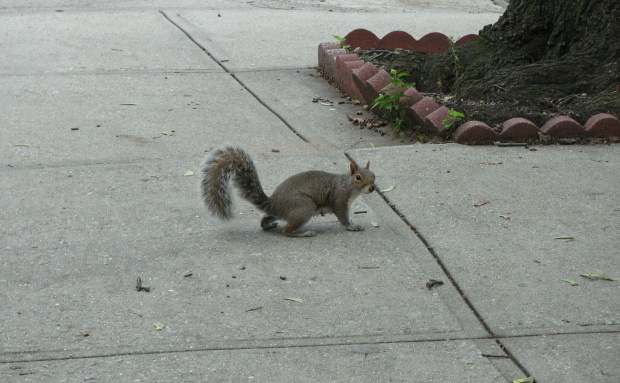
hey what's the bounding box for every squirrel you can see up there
[200,147,375,237]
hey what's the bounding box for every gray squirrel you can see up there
[200,147,375,237]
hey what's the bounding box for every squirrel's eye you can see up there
[355,175,361,181]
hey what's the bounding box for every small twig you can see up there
[136,277,150,292]
[426,279,444,289]
[482,84,509,93]
[481,354,510,358]
[496,142,528,147]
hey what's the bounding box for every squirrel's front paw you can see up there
[346,224,364,231]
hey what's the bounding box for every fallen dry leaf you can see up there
[347,115,368,125]
[474,199,490,207]
[561,279,579,286]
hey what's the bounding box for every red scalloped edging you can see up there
[318,36,620,145]
[453,121,498,143]
[344,28,477,53]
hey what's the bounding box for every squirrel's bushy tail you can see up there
[200,147,270,219]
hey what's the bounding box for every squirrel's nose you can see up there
[368,185,375,193]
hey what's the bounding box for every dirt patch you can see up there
[353,48,620,143]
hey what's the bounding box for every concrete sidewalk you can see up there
[1,1,618,382]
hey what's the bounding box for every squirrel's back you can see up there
[200,147,269,219]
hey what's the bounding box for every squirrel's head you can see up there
[350,161,375,194]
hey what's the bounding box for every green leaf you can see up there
[580,274,620,281]
[284,297,303,303]
[153,322,165,330]
[512,377,534,383]
[184,170,194,176]
[380,185,396,193]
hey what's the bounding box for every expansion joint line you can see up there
[367,184,532,378]
[158,10,309,143]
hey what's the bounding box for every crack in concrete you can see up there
[159,10,310,144]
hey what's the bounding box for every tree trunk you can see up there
[387,0,620,118]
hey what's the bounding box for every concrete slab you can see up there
[503,333,620,383]
[0,340,509,382]
[167,8,501,70]
[0,0,504,13]
[1,152,486,362]
[348,145,620,337]
[2,1,616,381]
[248,0,506,13]
[235,68,404,149]
[0,0,251,10]
[0,10,221,75]
[0,73,306,167]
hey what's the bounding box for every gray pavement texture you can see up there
[0,1,618,382]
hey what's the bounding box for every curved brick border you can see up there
[344,28,477,53]
[318,30,620,144]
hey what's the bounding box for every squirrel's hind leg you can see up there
[261,215,278,230]
[282,204,315,237]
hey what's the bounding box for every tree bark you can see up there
[386,0,620,117]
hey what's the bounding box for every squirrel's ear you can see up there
[365,161,370,169]
[350,161,359,175]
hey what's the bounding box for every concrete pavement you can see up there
[1,1,618,382]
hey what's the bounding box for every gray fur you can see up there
[200,147,269,219]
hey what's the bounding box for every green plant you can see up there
[333,35,350,53]
[443,109,465,129]
[448,37,463,95]
[413,126,426,141]
[371,69,415,133]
